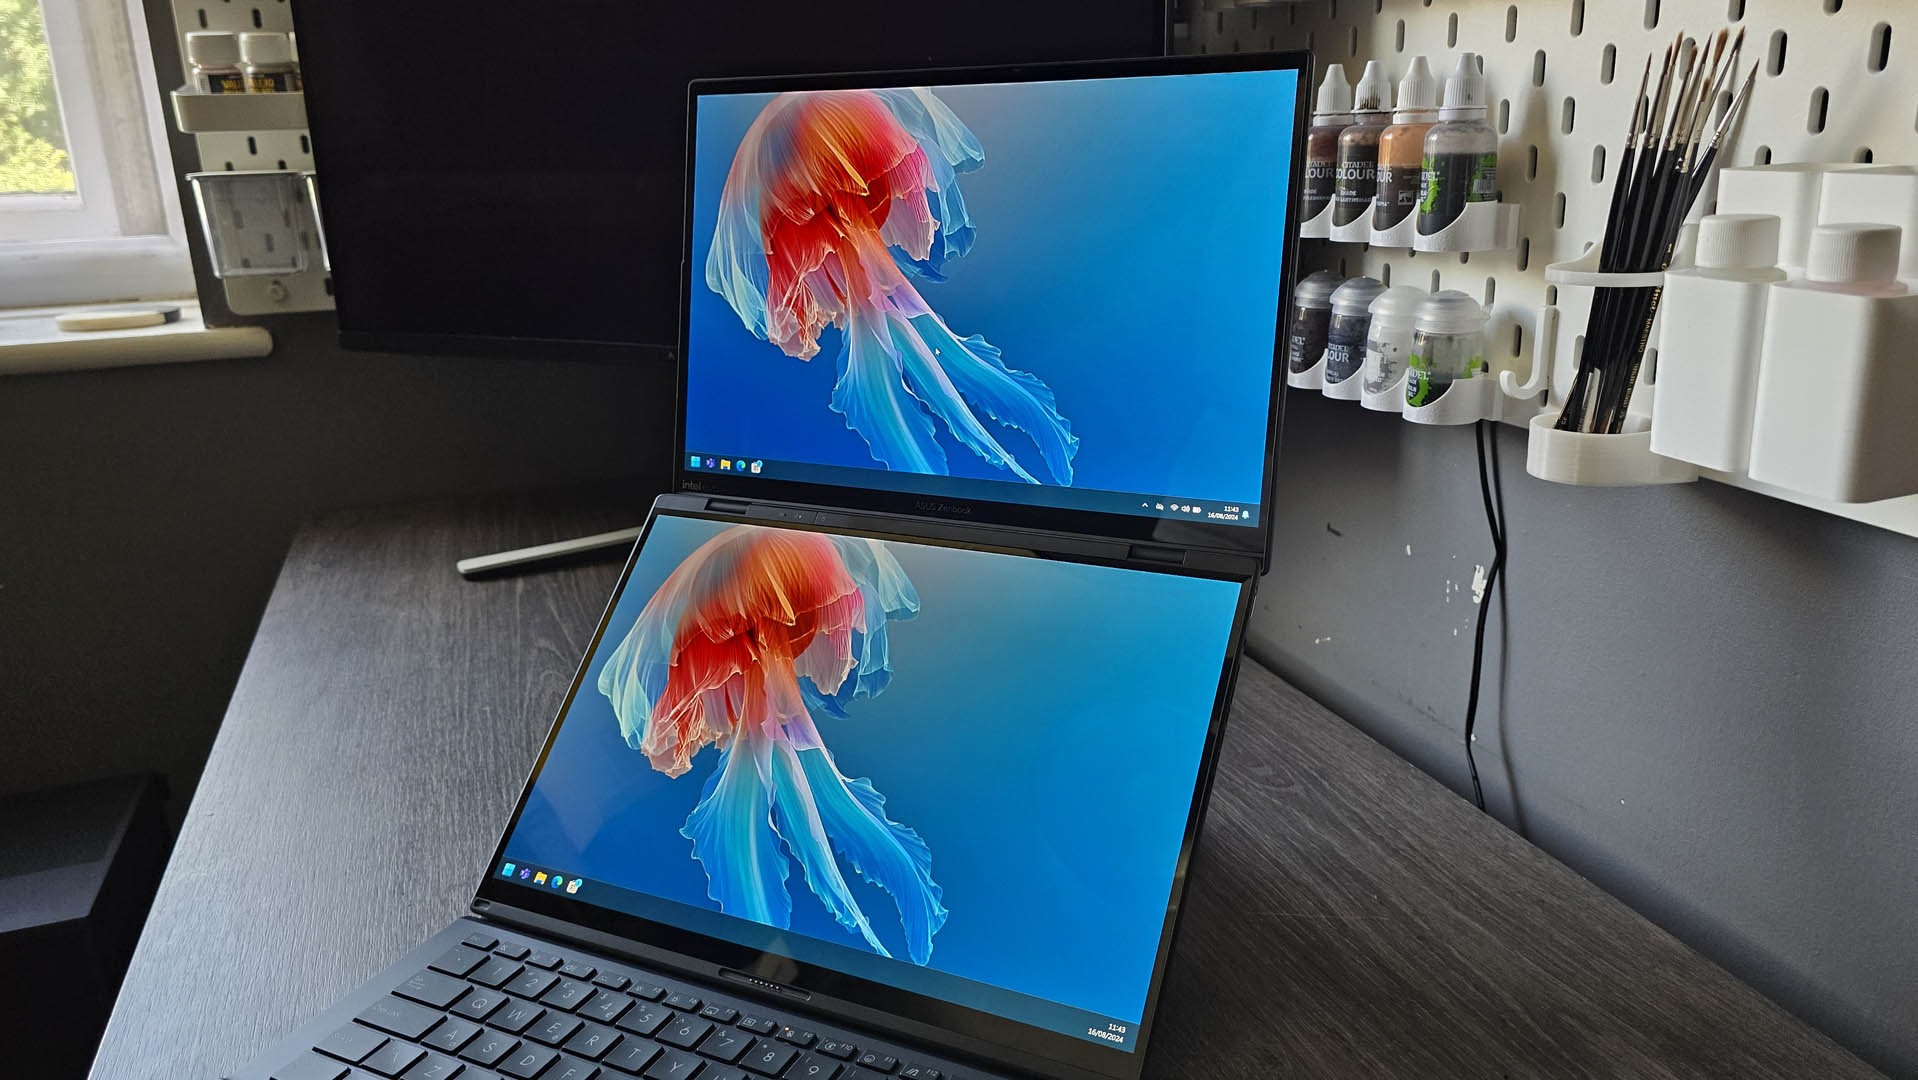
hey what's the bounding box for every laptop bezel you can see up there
[668,52,1311,567]
[472,493,1258,1080]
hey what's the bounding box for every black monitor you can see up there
[291,3,1169,361]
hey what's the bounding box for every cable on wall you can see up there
[1463,418,1507,812]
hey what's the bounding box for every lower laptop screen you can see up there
[493,512,1243,1057]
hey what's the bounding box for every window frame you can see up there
[0,0,193,306]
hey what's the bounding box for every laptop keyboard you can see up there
[268,928,967,1080]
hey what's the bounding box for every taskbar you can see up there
[493,857,1144,1054]
[684,452,1260,528]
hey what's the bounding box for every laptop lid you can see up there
[475,498,1253,1079]
[671,54,1310,561]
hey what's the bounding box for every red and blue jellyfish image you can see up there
[596,524,947,964]
[704,87,1079,485]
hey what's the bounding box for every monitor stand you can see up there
[455,526,643,577]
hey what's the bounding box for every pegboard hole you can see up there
[1430,269,1442,292]
[323,278,335,297]
[1591,144,1607,183]
[1570,0,1585,37]
[1350,25,1360,56]
[1338,257,1349,277]
[1808,87,1829,134]
[1754,144,1772,164]
[1728,0,1745,20]
[1483,277,1497,306]
[300,134,310,154]
[1381,263,1392,286]
[196,8,207,28]
[1526,145,1539,181]
[1533,50,1547,87]
[246,136,257,155]
[1505,6,1518,43]
[1768,31,1787,76]
[276,158,286,169]
[1395,19,1406,52]
[1554,193,1567,228]
[1517,237,1531,271]
[1511,325,1524,357]
[1459,251,1471,265]
[1823,0,1841,12]
[1643,0,1660,30]
[1329,0,1340,18]
[1561,97,1576,134]
[1600,44,1617,84]
[251,7,262,28]
[1855,147,1874,163]
[1869,23,1891,73]
[1545,284,1558,305]
[1447,12,1458,48]
[1497,99,1510,134]
[223,160,234,171]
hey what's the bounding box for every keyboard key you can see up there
[815,1040,857,1061]
[471,956,526,988]
[464,932,502,951]
[396,968,472,1009]
[775,1029,815,1048]
[602,1037,663,1074]
[542,978,598,1012]
[490,997,546,1034]
[702,1071,748,1080]
[896,1067,940,1080]
[629,982,667,1002]
[560,961,597,980]
[403,1051,467,1080]
[431,946,491,978]
[841,1071,888,1080]
[593,972,631,992]
[315,1022,388,1063]
[460,1030,518,1067]
[529,1012,585,1046]
[788,1057,840,1080]
[500,1044,559,1079]
[664,992,702,1012]
[453,987,511,1023]
[547,1055,602,1080]
[505,969,560,999]
[695,1027,752,1063]
[579,991,634,1025]
[565,1021,622,1060]
[736,1017,777,1037]
[641,1049,704,1080]
[698,1005,738,1025]
[527,952,564,970]
[855,1053,897,1073]
[659,1017,712,1050]
[614,1002,671,1038]
[495,943,532,961]
[360,1040,427,1077]
[423,1016,483,1053]
[271,1052,349,1080]
[358,995,444,1040]
[741,1044,796,1076]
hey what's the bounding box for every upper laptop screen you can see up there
[490,511,1244,1063]
[679,66,1301,533]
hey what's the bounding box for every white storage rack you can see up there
[165,0,332,315]
[1185,0,1918,540]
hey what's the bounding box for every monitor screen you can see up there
[679,64,1302,531]
[289,2,1166,356]
[489,511,1245,1063]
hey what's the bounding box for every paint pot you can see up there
[1406,290,1487,406]
[1286,270,1344,375]
[1324,276,1387,387]
[1362,285,1426,394]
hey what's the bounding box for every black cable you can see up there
[1464,420,1508,813]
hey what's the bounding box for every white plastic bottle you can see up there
[1748,223,1918,501]
[1649,213,1787,472]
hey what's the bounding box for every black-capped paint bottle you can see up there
[1417,54,1498,236]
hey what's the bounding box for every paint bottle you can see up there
[240,32,302,93]
[1324,277,1386,387]
[1362,285,1425,394]
[1286,270,1344,375]
[1374,57,1439,232]
[1332,62,1391,229]
[1303,66,1353,224]
[185,31,246,95]
[1417,54,1498,236]
[1405,290,1486,406]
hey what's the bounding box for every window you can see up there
[1,0,192,306]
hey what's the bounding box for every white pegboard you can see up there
[167,0,332,315]
[1185,0,1918,540]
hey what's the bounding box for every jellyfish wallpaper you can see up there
[499,514,1245,1042]
[683,71,1299,511]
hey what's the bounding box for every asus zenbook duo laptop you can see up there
[235,52,1307,1080]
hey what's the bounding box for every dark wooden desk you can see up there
[88,491,1879,1080]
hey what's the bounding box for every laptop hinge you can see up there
[1127,544,1188,566]
[703,498,752,515]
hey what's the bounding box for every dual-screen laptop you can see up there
[237,52,1308,1080]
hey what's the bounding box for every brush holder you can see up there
[1525,411,1700,486]
[1411,200,1520,253]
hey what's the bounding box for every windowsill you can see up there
[0,300,273,375]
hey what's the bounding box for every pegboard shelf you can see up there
[170,88,308,133]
